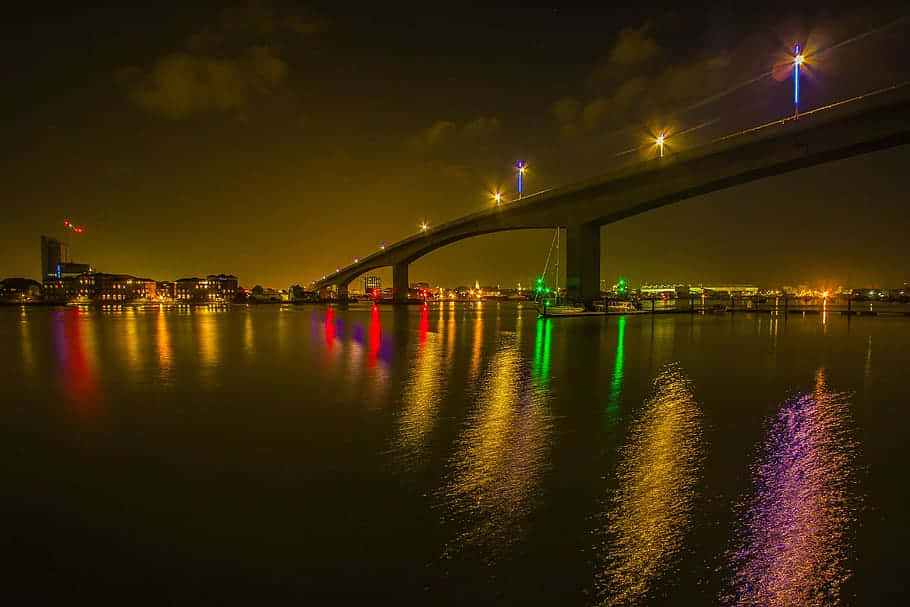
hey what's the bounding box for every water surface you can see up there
[2,303,908,603]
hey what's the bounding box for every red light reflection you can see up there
[368,305,381,368]
[54,308,100,422]
[419,304,429,344]
[325,308,335,349]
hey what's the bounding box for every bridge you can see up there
[314,85,910,307]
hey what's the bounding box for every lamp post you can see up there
[656,132,665,158]
[793,43,804,119]
[516,161,526,199]
[493,190,502,207]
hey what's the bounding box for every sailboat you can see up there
[534,227,586,318]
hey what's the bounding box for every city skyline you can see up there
[2,2,910,288]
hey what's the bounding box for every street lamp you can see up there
[516,161,526,199]
[493,190,502,207]
[380,242,386,250]
[793,43,803,118]
[656,132,665,158]
[420,219,429,232]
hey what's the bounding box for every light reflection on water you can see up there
[19,308,35,376]
[156,309,173,386]
[123,307,141,377]
[392,306,446,468]
[606,315,626,424]
[7,305,896,601]
[595,363,704,606]
[52,307,101,419]
[439,330,553,563]
[720,369,859,606]
[469,303,484,382]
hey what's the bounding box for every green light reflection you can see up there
[607,315,626,423]
[533,318,552,386]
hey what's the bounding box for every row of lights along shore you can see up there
[317,44,806,285]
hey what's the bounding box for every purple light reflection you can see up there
[721,369,859,606]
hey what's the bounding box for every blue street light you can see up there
[793,43,804,118]
[516,161,526,199]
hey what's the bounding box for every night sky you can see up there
[2,1,909,289]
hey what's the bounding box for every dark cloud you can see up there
[551,8,905,144]
[606,22,661,67]
[409,116,500,148]
[122,45,287,119]
[551,97,581,136]
[120,2,319,119]
[461,116,501,139]
[220,1,323,35]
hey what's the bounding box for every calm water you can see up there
[2,303,909,604]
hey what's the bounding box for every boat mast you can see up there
[555,226,559,304]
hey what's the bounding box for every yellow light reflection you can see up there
[244,311,254,359]
[445,303,456,361]
[19,308,34,375]
[123,306,141,375]
[156,309,172,383]
[196,309,221,385]
[595,364,704,605]
[392,312,445,468]
[441,335,553,562]
[469,307,483,382]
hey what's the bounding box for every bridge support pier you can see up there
[393,262,409,304]
[565,222,600,309]
[336,283,349,304]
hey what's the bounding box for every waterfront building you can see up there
[40,235,69,282]
[641,283,678,297]
[699,284,759,296]
[57,263,93,278]
[0,278,42,301]
[156,281,176,300]
[453,286,471,299]
[92,274,157,302]
[42,273,155,302]
[289,285,317,303]
[362,275,381,295]
[207,274,238,300]
[175,274,238,302]
[40,235,93,284]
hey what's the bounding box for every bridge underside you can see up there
[314,87,910,307]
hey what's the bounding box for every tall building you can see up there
[363,275,381,295]
[40,235,69,281]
